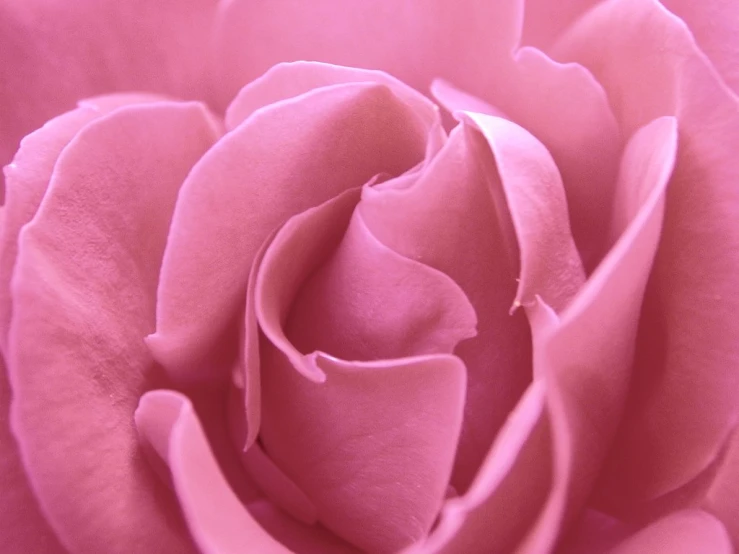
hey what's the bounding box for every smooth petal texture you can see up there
[609,510,733,554]
[0,356,66,554]
[135,390,291,554]
[555,0,739,502]
[517,117,678,553]
[0,0,218,192]
[225,61,441,133]
[254,186,468,552]
[360,125,532,491]
[556,509,633,554]
[149,81,436,383]
[660,0,739,96]
[409,381,552,554]
[462,113,585,313]
[0,93,166,353]
[702,430,739,547]
[211,0,523,110]
[520,0,601,49]
[7,102,219,553]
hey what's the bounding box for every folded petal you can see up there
[609,510,732,554]
[0,357,66,554]
[0,0,218,190]
[149,80,437,383]
[135,390,291,554]
[555,0,739,502]
[254,184,468,552]
[6,102,219,553]
[520,0,601,50]
[211,0,523,108]
[0,93,167,352]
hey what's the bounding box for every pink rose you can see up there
[1,1,738,553]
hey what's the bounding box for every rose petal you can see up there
[609,510,732,554]
[6,102,219,553]
[0,93,168,353]
[0,356,66,554]
[254,184,468,552]
[211,0,523,108]
[555,0,739,502]
[0,0,218,190]
[149,81,438,383]
[225,61,441,133]
[135,390,291,554]
[556,509,633,554]
[660,0,739,96]
[520,0,601,50]
[408,381,552,554]
[702,430,739,546]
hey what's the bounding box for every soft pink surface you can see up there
[6,101,219,553]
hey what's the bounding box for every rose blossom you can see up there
[1,0,738,553]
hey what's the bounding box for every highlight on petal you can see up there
[517,116,678,553]
[135,390,291,554]
[211,0,524,110]
[0,0,218,190]
[555,0,739,504]
[225,61,441,133]
[0,93,170,353]
[0,357,66,554]
[149,79,438,384]
[609,510,732,554]
[6,101,219,553]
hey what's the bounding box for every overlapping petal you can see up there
[6,101,219,553]
[554,0,739,504]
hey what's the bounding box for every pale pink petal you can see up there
[520,0,602,50]
[408,381,552,554]
[225,61,441,132]
[0,0,218,189]
[555,0,739,503]
[211,0,524,108]
[0,357,66,554]
[0,93,168,353]
[253,185,468,552]
[517,117,678,553]
[660,0,739,96]
[609,510,732,554]
[6,102,219,553]
[135,390,291,554]
[149,81,437,383]
[360,125,532,491]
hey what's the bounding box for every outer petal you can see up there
[135,390,292,554]
[0,356,66,554]
[520,0,601,50]
[609,510,733,554]
[149,80,438,383]
[254,184,469,552]
[211,0,524,108]
[555,0,739,503]
[7,102,220,553]
[0,93,166,352]
[0,0,218,191]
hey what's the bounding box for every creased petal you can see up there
[135,390,291,554]
[149,80,437,383]
[0,357,66,554]
[609,510,733,554]
[555,0,739,502]
[0,0,218,190]
[6,102,219,553]
[0,93,168,353]
[254,181,467,552]
[211,0,523,108]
